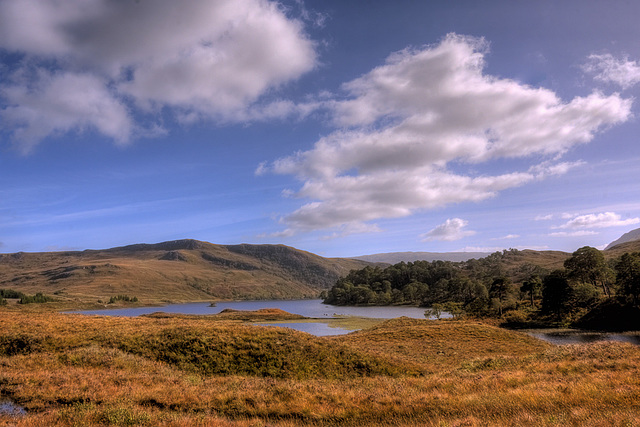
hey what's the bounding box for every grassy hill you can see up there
[0,239,369,304]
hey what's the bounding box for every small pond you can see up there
[257,322,353,336]
[526,329,640,346]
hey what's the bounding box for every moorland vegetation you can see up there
[1,311,639,426]
[2,240,640,425]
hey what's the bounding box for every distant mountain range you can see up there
[353,251,490,264]
[2,230,640,304]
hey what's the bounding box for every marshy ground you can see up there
[0,309,639,426]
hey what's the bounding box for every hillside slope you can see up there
[604,238,640,257]
[605,227,640,250]
[0,239,369,303]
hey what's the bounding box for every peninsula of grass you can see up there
[1,310,639,426]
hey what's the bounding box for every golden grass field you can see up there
[1,308,639,426]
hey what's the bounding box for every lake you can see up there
[69,301,640,343]
[70,299,433,319]
[69,299,435,335]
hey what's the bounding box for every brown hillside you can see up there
[499,249,569,273]
[0,239,369,303]
[604,239,640,258]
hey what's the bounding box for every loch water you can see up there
[68,299,433,336]
[70,299,431,319]
[69,300,640,342]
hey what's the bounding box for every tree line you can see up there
[322,247,640,324]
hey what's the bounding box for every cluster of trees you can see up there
[107,294,139,304]
[0,289,54,305]
[322,247,640,321]
[542,247,640,317]
[322,260,488,310]
[18,292,54,304]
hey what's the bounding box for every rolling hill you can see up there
[0,239,370,303]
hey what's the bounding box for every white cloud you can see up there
[420,218,475,242]
[0,0,317,148]
[2,71,132,153]
[583,53,640,89]
[549,230,599,237]
[535,214,554,221]
[557,212,640,229]
[263,34,631,235]
[491,234,520,240]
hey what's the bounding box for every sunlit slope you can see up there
[604,238,640,258]
[334,317,551,372]
[0,239,369,303]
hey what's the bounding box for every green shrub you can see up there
[108,295,139,304]
[18,292,54,304]
[0,289,25,299]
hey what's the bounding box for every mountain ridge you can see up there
[0,239,370,303]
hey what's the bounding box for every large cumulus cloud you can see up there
[0,0,317,151]
[261,34,632,237]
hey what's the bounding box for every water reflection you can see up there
[527,330,640,346]
[0,399,26,417]
[258,322,352,336]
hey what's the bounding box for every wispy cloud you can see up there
[534,214,553,221]
[549,230,599,237]
[491,234,520,240]
[556,212,640,229]
[261,34,631,236]
[0,196,205,228]
[420,218,476,242]
[583,53,640,89]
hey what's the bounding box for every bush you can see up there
[0,289,25,299]
[502,310,529,325]
[19,293,54,304]
[108,295,139,304]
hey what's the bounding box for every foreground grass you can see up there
[1,312,639,426]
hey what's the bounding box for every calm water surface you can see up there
[527,329,640,346]
[70,299,431,319]
[0,399,26,417]
[69,302,640,342]
[69,299,432,335]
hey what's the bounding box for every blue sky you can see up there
[2,0,640,257]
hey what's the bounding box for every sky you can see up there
[2,0,640,257]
